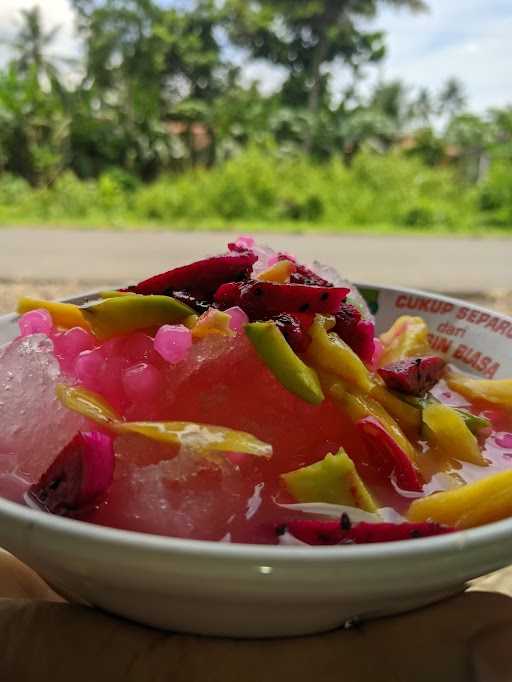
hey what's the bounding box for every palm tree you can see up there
[11,6,62,87]
[438,78,467,119]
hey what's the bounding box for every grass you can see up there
[1,216,511,238]
[1,147,511,236]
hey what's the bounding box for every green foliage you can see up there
[0,147,489,231]
[478,161,512,226]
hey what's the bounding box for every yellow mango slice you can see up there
[306,319,374,393]
[191,309,234,339]
[282,449,378,512]
[407,470,512,528]
[56,384,121,426]
[422,403,486,466]
[56,385,272,458]
[117,421,272,458]
[184,314,200,329]
[379,315,431,366]
[17,297,89,330]
[256,259,296,283]
[370,384,422,436]
[338,387,419,464]
[447,372,512,411]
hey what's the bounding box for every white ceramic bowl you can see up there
[0,284,511,638]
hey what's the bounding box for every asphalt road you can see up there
[0,228,510,294]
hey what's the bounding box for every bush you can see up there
[0,147,508,231]
[478,161,512,226]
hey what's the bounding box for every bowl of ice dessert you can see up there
[0,237,511,637]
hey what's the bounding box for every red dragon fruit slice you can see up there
[272,313,315,353]
[214,281,349,318]
[227,241,255,254]
[355,416,423,492]
[281,256,333,287]
[333,304,376,365]
[378,356,446,396]
[171,290,212,315]
[282,517,453,545]
[127,252,257,297]
[28,431,115,516]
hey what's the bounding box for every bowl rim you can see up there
[1,282,511,563]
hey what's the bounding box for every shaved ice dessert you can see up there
[1,237,512,546]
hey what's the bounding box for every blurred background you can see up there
[0,0,510,314]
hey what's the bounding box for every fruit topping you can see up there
[57,383,122,426]
[126,252,257,297]
[282,449,378,512]
[271,313,314,353]
[18,297,89,330]
[331,303,376,365]
[190,309,234,339]
[407,470,512,529]
[285,258,333,287]
[214,281,349,319]
[305,318,374,393]
[446,373,512,411]
[256,259,296,283]
[116,421,273,458]
[369,385,422,436]
[282,517,452,545]
[27,431,114,516]
[355,416,423,492]
[378,356,446,396]
[422,402,487,466]
[245,321,324,404]
[379,316,432,365]
[56,385,273,458]
[171,290,213,315]
[81,295,194,340]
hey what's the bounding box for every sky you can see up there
[0,0,510,112]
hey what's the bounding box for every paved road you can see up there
[0,228,510,294]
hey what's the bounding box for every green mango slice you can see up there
[82,294,194,340]
[245,321,324,405]
[282,449,378,512]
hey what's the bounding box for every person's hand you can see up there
[1,550,511,682]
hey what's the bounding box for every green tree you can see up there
[11,6,64,89]
[438,77,467,119]
[70,0,226,170]
[0,66,69,185]
[224,0,426,127]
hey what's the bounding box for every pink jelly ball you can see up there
[18,309,53,337]
[225,306,249,333]
[75,348,106,386]
[154,325,192,364]
[122,362,162,402]
[496,433,512,449]
[55,327,96,359]
[122,332,159,364]
[101,355,130,404]
[101,337,124,357]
